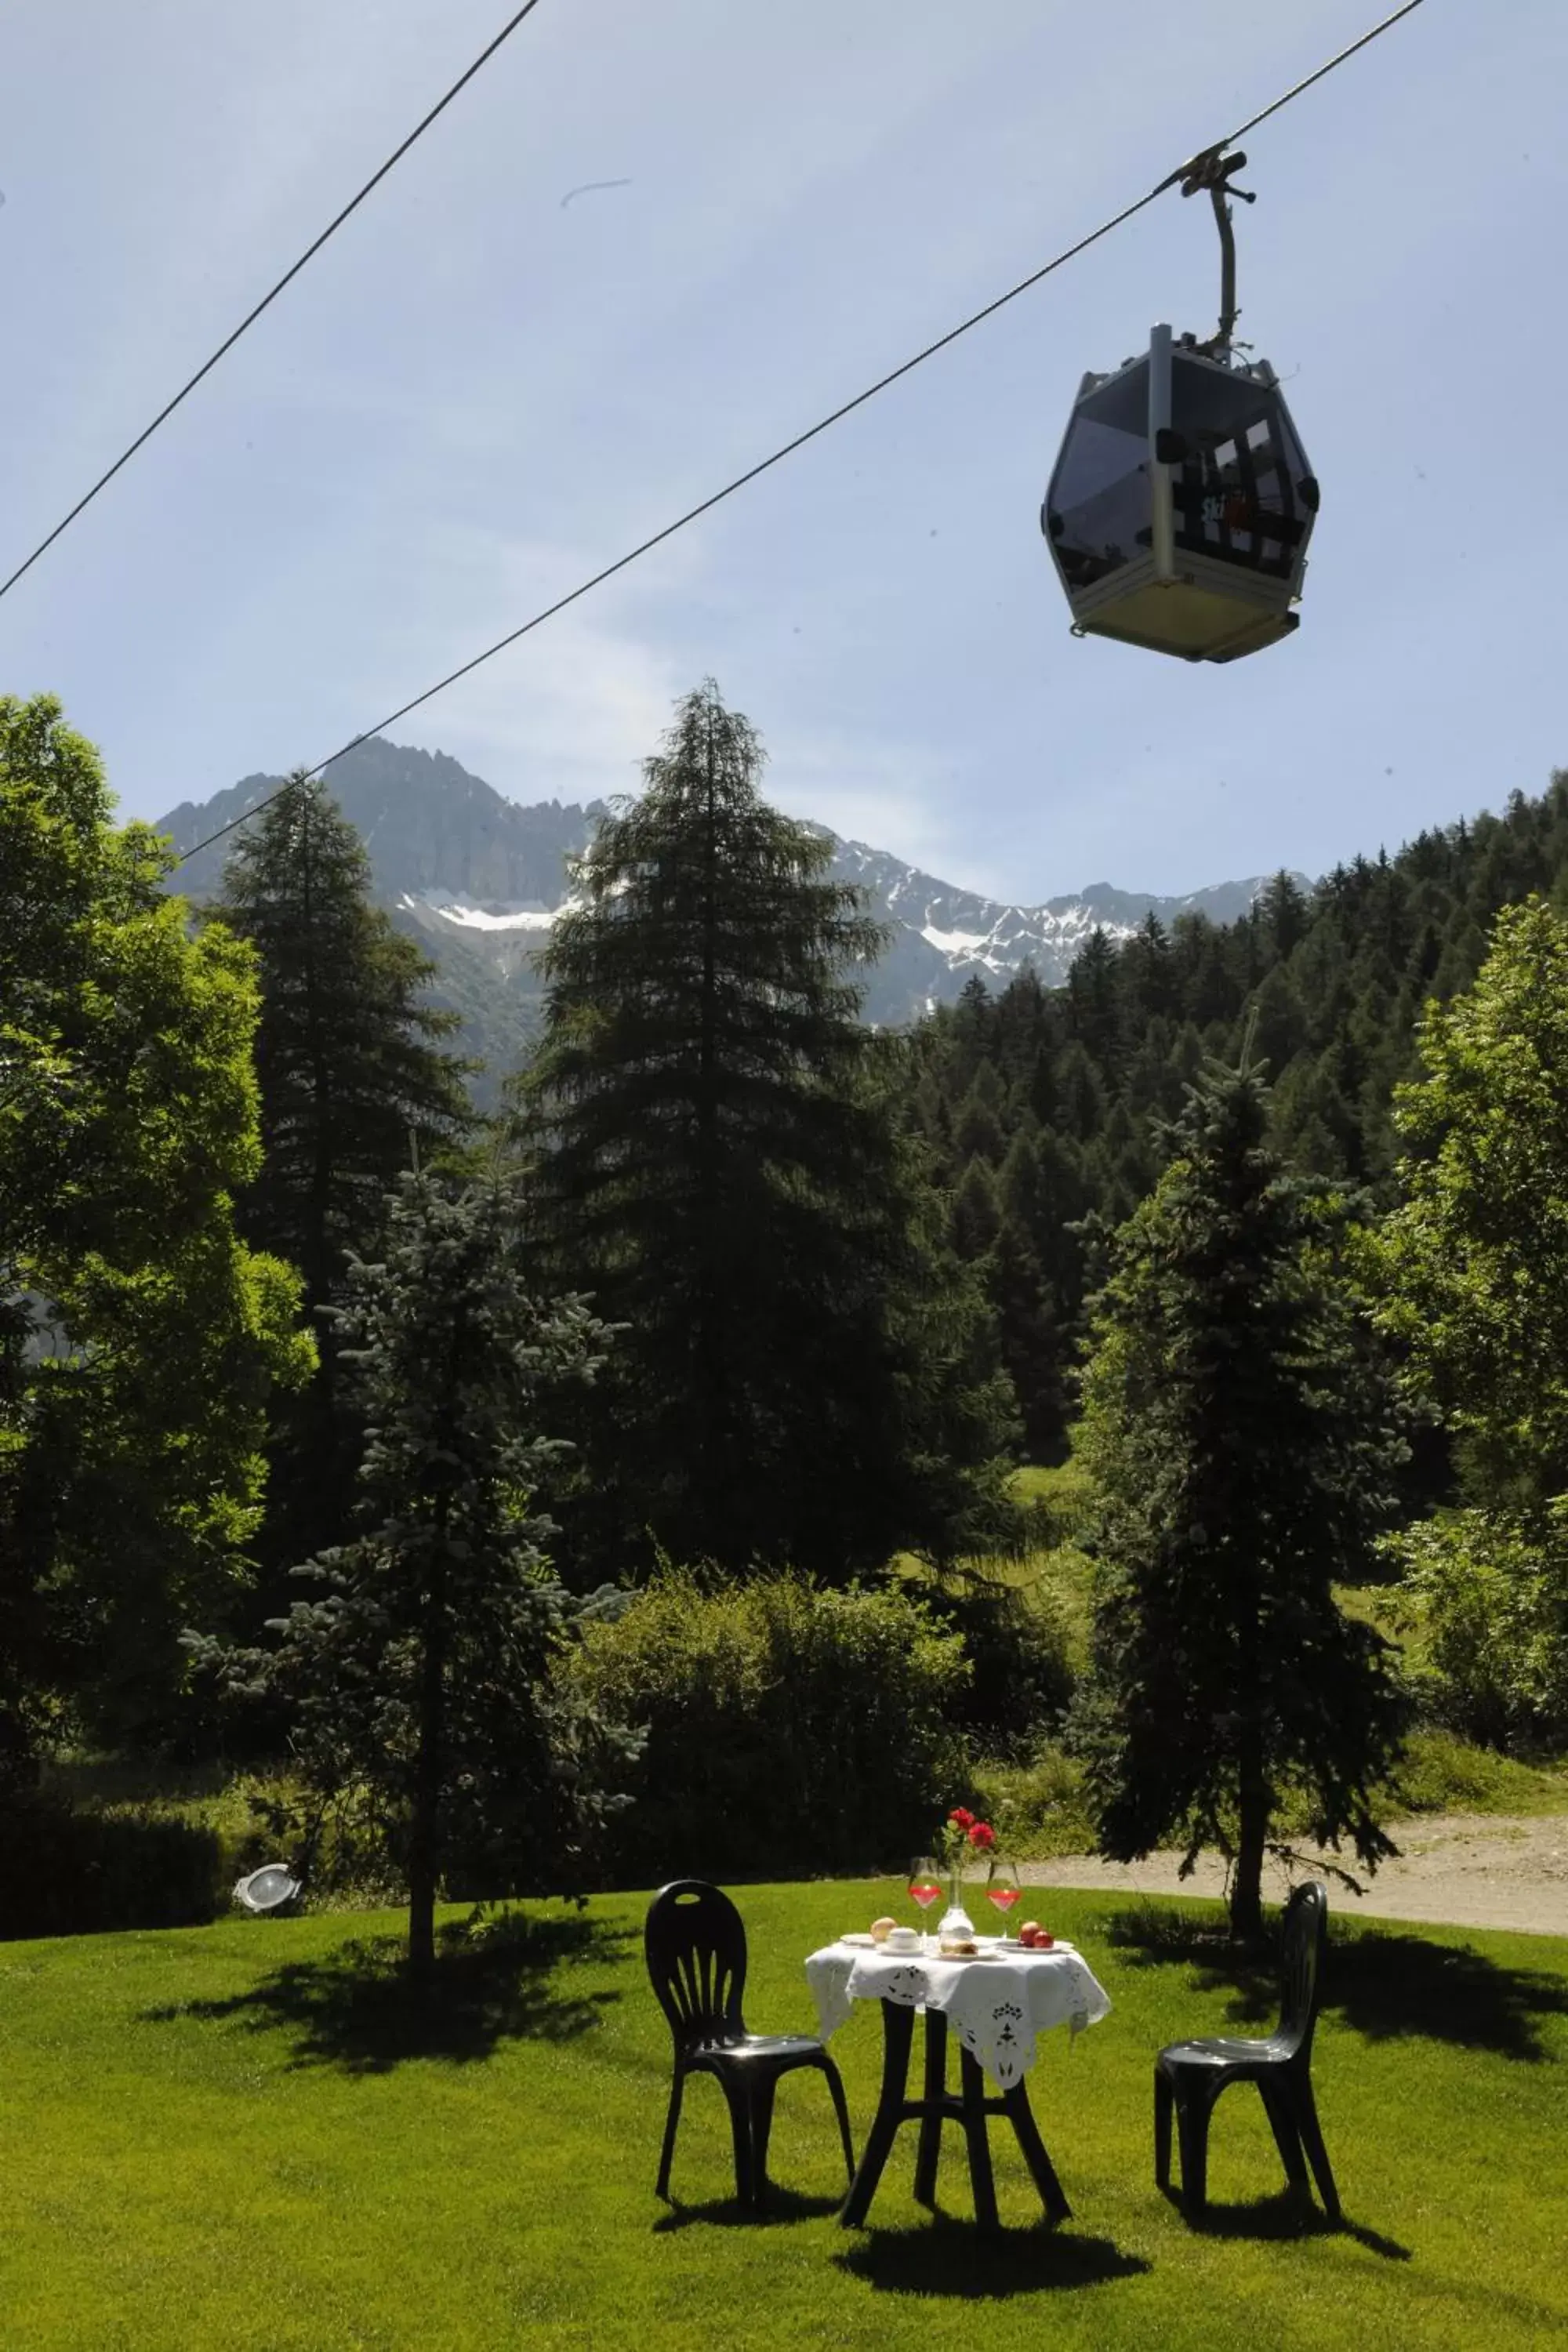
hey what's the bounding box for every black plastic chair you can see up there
[1154,1878,1341,2223]
[644,1878,855,2210]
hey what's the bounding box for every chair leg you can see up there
[1258,2078,1309,2195]
[655,2068,685,2201]
[1154,2068,1174,2190]
[750,2077,779,2210]
[818,2056,857,2187]
[724,2082,755,2209]
[1174,2085,1213,2221]
[1290,2078,1341,2222]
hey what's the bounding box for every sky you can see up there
[2,0,1565,902]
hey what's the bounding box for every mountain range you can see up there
[157,736,1294,1104]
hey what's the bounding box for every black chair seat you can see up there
[691,2033,829,2065]
[645,1880,856,2211]
[1160,2034,1294,2071]
[1154,1881,1341,2225]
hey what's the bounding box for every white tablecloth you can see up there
[804,1940,1112,2092]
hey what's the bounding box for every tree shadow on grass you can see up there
[835,2217,1151,2297]
[1162,2186,1411,2259]
[1103,1902,1568,2061]
[142,1908,631,2074]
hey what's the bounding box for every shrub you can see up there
[558,1569,969,1881]
[1388,1506,1568,1748]
[910,1564,1078,1756]
[971,1743,1096,1860]
[0,1795,227,1940]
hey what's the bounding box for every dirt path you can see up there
[1018,1813,1568,1937]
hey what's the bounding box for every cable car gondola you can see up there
[1041,150,1316,663]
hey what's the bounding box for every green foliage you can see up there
[195,1167,639,1968]
[516,680,1017,1579]
[1076,1058,1412,1936]
[560,1566,969,1879]
[0,694,310,1766]
[898,1559,1078,1757]
[970,1743,1098,1860]
[1385,1507,1568,1748]
[1382,1726,1568,1816]
[217,771,475,1577]
[1373,896,1568,1508]
[0,1791,227,1939]
[908,775,1568,1462]
[1360,902,1568,1751]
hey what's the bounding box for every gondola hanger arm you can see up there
[1171,146,1256,360]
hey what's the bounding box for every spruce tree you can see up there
[516,681,1016,1577]
[195,1167,637,1975]
[1077,1057,1410,1939]
[219,774,474,1567]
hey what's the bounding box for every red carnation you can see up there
[949,1806,976,1831]
[968,1820,996,1850]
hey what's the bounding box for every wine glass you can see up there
[908,1855,942,1951]
[986,1856,1022,1943]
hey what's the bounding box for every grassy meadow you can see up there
[2,1878,1565,2350]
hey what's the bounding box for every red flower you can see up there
[949,1807,976,1831]
[967,1820,996,1850]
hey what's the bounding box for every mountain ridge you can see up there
[156,737,1297,1100]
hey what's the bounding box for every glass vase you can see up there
[937,1865,975,1943]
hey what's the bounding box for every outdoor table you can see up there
[804,1938,1112,2232]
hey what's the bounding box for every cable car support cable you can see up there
[0,0,552,609]
[174,0,1429,869]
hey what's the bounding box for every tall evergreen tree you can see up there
[218,774,474,1569]
[516,681,1016,1577]
[1077,1058,1410,1939]
[196,1168,636,1974]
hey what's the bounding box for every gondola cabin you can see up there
[1041,323,1316,662]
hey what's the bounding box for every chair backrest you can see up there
[1276,1879,1330,2059]
[644,1879,749,2051]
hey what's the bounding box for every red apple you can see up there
[1018,1921,1042,1947]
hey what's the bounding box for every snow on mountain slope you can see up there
[158,735,1294,1079]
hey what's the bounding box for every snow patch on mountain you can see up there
[400,891,558,934]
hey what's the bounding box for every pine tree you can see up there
[1077,1057,1410,1939]
[194,1167,637,1975]
[219,774,474,1567]
[516,681,1016,1577]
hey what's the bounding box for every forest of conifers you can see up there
[916,777,1568,1459]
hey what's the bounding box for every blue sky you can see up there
[2,0,1564,900]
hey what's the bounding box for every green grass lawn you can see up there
[2,1882,1565,2350]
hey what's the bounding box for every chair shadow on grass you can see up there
[652,2187,846,2234]
[141,1907,631,2074]
[1160,2185,1411,2261]
[1103,1900,1568,2061]
[835,2216,1152,2297]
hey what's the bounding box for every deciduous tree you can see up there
[0,695,309,1764]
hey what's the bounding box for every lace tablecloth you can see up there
[804,1940,1112,2092]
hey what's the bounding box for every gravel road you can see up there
[1019,1813,1568,1936]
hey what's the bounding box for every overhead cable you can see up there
[175,0,1430,871]
[0,0,550,606]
